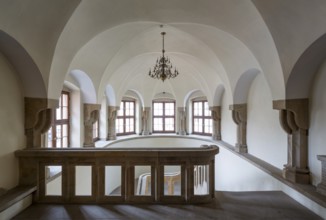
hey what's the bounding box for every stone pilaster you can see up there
[142,107,151,135]
[25,97,58,148]
[178,107,187,135]
[83,103,101,147]
[229,104,247,153]
[210,106,221,140]
[107,106,119,140]
[273,99,310,184]
[317,155,326,196]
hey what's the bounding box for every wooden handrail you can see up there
[15,145,219,204]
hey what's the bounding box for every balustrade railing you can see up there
[15,145,219,204]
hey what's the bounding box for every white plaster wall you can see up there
[100,98,107,140]
[221,92,236,145]
[215,146,281,191]
[70,88,82,147]
[247,74,287,169]
[0,53,24,189]
[75,166,92,195]
[309,61,326,186]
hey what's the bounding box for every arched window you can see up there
[192,100,212,136]
[152,100,175,133]
[93,118,99,141]
[47,91,70,148]
[116,99,136,136]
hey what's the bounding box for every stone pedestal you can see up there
[25,97,58,148]
[178,107,187,135]
[273,99,310,184]
[210,106,221,140]
[142,107,151,135]
[229,104,247,153]
[107,106,119,140]
[83,104,101,147]
[317,155,326,196]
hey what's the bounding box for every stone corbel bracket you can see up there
[210,106,221,140]
[25,97,58,148]
[83,104,101,147]
[273,98,310,184]
[229,104,247,153]
[107,106,119,140]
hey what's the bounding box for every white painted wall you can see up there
[0,53,24,189]
[70,88,82,147]
[309,61,326,186]
[221,92,236,145]
[247,74,287,169]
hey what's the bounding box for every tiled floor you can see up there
[12,191,323,220]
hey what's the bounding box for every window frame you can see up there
[116,100,136,136]
[152,100,176,133]
[192,100,212,136]
[48,91,70,148]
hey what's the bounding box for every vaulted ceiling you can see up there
[1,0,325,106]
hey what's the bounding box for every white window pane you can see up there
[204,119,212,134]
[62,94,68,107]
[56,108,61,120]
[153,118,163,131]
[56,138,62,148]
[62,137,68,148]
[165,118,174,131]
[62,107,68,119]
[204,102,211,116]
[194,118,203,133]
[154,103,163,116]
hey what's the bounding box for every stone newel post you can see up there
[142,107,151,135]
[25,97,58,148]
[317,155,326,196]
[178,107,187,135]
[210,106,221,140]
[229,104,247,153]
[83,103,101,147]
[107,106,119,140]
[273,99,310,184]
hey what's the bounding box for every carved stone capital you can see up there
[229,104,247,153]
[25,97,58,148]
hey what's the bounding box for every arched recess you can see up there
[184,89,201,107]
[0,30,46,98]
[105,84,117,106]
[70,69,97,104]
[286,33,326,99]
[126,89,144,108]
[213,84,225,106]
[233,68,260,104]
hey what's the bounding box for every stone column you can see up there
[142,107,151,135]
[178,107,187,135]
[317,155,326,196]
[273,99,310,184]
[229,104,247,153]
[83,103,101,147]
[107,106,119,140]
[25,97,58,148]
[210,106,221,140]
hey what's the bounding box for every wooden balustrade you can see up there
[15,145,219,204]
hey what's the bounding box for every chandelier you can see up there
[148,32,179,82]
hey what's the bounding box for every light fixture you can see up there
[148,32,179,82]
